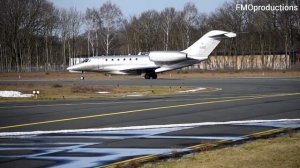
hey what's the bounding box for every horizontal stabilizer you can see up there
[209,32,236,39]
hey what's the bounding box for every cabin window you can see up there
[123,58,126,61]
[117,58,120,61]
[135,58,138,60]
[129,58,132,61]
[111,59,114,61]
[105,59,108,61]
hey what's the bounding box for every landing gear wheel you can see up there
[152,73,157,79]
[144,74,150,79]
[144,73,157,79]
[80,76,85,80]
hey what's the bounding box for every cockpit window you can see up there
[81,58,90,63]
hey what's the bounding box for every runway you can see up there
[0,78,299,167]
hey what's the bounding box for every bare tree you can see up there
[58,8,81,66]
[181,2,198,48]
[0,0,57,72]
[58,9,70,67]
[85,8,98,56]
[43,3,58,71]
[99,1,122,55]
[68,8,82,63]
[160,7,176,51]
[137,10,161,51]
[124,16,142,54]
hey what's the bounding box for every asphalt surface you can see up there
[0,77,300,168]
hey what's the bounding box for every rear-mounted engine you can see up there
[149,51,187,62]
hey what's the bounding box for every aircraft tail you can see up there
[182,30,236,61]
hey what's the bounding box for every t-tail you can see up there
[182,30,236,60]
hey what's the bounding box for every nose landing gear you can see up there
[80,71,85,80]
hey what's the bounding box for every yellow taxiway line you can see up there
[0,92,299,130]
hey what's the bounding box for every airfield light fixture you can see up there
[33,90,40,99]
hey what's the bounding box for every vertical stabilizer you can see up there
[182,30,236,61]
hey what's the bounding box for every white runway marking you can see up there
[0,119,299,168]
[0,119,299,137]
[177,87,206,93]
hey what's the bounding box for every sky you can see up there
[49,0,228,17]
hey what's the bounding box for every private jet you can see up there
[67,30,236,79]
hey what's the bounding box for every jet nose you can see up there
[67,66,74,71]
[67,65,75,71]
[67,62,92,71]
[67,64,82,71]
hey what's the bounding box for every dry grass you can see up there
[0,84,195,102]
[0,70,299,80]
[141,133,300,168]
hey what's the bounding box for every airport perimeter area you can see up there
[0,71,299,167]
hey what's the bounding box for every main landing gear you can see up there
[144,72,157,79]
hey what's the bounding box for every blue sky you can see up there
[49,0,227,17]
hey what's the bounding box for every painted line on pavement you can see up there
[0,92,293,110]
[0,92,299,130]
[0,118,299,137]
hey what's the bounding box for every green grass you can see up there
[141,132,300,168]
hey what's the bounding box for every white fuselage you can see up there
[68,55,200,75]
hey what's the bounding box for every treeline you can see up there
[0,0,299,72]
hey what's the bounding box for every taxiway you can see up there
[0,78,299,167]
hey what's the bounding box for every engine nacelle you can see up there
[148,51,187,62]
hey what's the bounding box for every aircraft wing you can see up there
[106,65,158,75]
[116,59,200,74]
